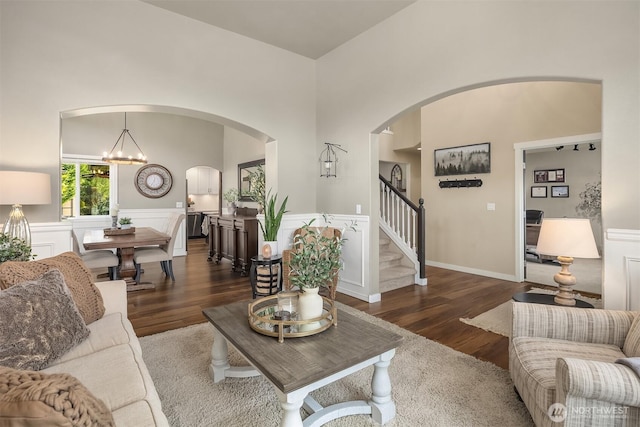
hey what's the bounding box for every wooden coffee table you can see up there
[202,301,403,427]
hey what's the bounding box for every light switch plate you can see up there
[487,203,496,211]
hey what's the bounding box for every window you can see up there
[61,156,117,218]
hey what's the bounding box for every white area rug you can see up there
[460,289,603,337]
[140,304,533,426]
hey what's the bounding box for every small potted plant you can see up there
[259,190,288,257]
[0,233,35,263]
[223,188,239,215]
[119,217,133,229]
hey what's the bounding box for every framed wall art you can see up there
[534,168,565,183]
[238,159,264,201]
[531,186,547,198]
[434,142,490,177]
[551,185,569,198]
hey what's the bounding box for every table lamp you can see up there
[535,218,600,306]
[0,171,52,247]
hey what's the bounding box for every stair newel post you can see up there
[417,198,426,279]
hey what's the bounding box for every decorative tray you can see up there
[248,294,337,343]
[104,227,135,236]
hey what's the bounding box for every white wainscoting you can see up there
[31,209,187,260]
[31,222,73,260]
[258,213,371,302]
[604,229,640,310]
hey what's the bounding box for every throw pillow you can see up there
[0,251,105,324]
[0,269,90,371]
[0,366,115,426]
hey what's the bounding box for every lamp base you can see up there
[553,255,577,306]
[3,204,31,247]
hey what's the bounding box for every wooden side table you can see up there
[250,255,283,298]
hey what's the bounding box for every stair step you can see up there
[379,251,403,269]
[379,265,416,293]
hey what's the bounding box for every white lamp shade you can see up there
[0,171,52,205]
[536,218,600,259]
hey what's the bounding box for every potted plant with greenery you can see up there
[119,217,132,229]
[223,188,239,215]
[259,191,288,257]
[287,216,355,324]
[0,233,35,263]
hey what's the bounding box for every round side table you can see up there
[512,292,594,308]
[250,255,283,299]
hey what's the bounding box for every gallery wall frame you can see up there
[551,185,570,198]
[534,168,565,183]
[531,186,547,198]
[434,142,491,177]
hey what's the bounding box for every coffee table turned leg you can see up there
[208,327,260,383]
[369,349,396,424]
[278,393,305,427]
[209,329,230,383]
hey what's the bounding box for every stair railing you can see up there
[379,174,426,280]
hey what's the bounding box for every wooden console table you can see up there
[208,214,258,275]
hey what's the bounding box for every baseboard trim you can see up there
[426,260,517,282]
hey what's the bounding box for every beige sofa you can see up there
[510,302,640,426]
[38,278,169,426]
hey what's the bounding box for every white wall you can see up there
[0,0,317,221]
[317,1,638,302]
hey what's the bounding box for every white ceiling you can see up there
[142,0,416,59]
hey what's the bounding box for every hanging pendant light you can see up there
[319,142,347,178]
[102,113,148,165]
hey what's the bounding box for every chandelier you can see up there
[102,113,148,165]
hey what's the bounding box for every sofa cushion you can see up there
[55,312,138,364]
[44,344,153,413]
[0,252,105,324]
[511,336,625,414]
[0,366,114,427]
[624,315,640,357]
[0,270,90,370]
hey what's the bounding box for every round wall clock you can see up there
[135,164,173,198]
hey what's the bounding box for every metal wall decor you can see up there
[319,142,347,178]
[438,178,483,188]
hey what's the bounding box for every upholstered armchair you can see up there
[510,302,640,426]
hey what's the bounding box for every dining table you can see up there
[83,227,171,291]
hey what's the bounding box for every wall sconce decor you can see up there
[0,171,52,246]
[439,178,483,188]
[102,112,148,165]
[319,142,347,178]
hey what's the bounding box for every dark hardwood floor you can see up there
[120,238,586,370]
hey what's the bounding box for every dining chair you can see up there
[133,213,185,282]
[72,229,119,280]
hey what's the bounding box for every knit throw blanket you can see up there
[0,366,114,426]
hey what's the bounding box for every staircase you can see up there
[379,230,418,293]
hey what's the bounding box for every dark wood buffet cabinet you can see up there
[208,214,258,275]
